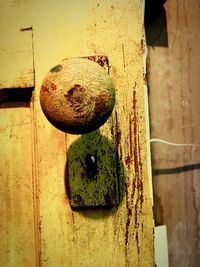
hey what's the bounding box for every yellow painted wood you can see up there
[0,0,34,89]
[0,103,37,267]
[33,0,154,266]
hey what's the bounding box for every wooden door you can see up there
[0,0,154,266]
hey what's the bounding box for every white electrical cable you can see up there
[150,138,200,147]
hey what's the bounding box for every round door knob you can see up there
[40,58,115,134]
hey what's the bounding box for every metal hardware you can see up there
[40,56,115,134]
[67,130,119,208]
[67,56,120,208]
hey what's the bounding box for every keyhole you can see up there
[85,154,98,178]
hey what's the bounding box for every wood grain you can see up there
[0,0,34,89]
[148,0,200,266]
[0,103,37,267]
[33,0,154,266]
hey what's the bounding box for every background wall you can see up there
[146,0,200,266]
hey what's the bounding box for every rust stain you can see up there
[51,83,57,91]
[115,112,121,146]
[125,83,144,259]
[136,232,139,255]
[125,199,132,248]
[65,84,85,104]
[41,82,56,93]
[86,55,110,73]
[114,111,122,157]
[94,92,110,116]
[133,88,144,221]
[41,85,49,93]
[140,39,145,54]
[122,44,126,68]
[143,73,147,85]
[125,155,131,167]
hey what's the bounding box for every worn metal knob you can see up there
[40,57,115,134]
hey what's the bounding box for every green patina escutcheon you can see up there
[67,130,119,208]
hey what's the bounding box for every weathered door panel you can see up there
[0,1,37,265]
[33,1,153,266]
[0,102,37,267]
[0,0,34,89]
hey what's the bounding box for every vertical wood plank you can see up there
[0,103,37,267]
[148,0,200,266]
[33,0,154,266]
[0,0,34,89]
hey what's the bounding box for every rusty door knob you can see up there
[40,58,115,134]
